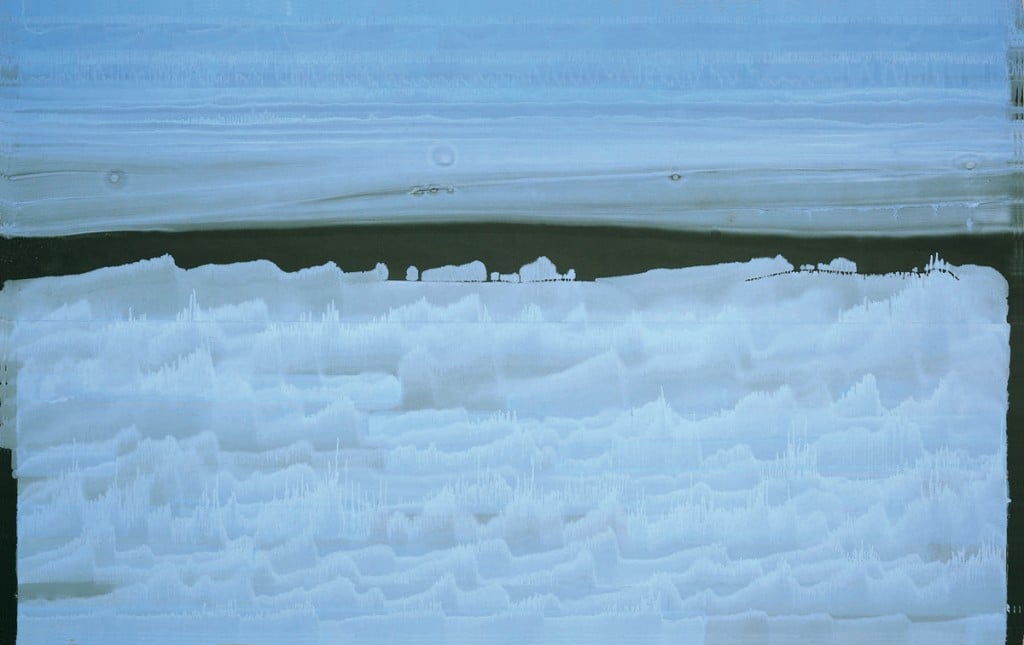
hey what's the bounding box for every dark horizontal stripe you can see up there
[0,223,1015,282]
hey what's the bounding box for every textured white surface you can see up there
[0,255,1008,643]
[1,0,1018,236]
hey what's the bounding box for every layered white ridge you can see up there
[0,255,1009,643]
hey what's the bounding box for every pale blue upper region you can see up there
[1,0,1021,236]
[6,0,1015,101]
[15,0,1012,24]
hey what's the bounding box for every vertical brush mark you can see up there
[1012,46,1024,122]
[1008,10,1024,634]
[0,332,13,452]
[0,302,14,640]
[0,318,13,641]
[0,14,16,89]
[0,446,12,645]
[1008,227,1024,639]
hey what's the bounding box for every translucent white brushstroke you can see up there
[421,260,487,283]
[0,255,1008,644]
[489,257,575,284]
[518,257,575,283]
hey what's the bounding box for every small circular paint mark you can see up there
[955,154,980,171]
[430,145,456,167]
[106,170,126,188]
[669,173,682,181]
